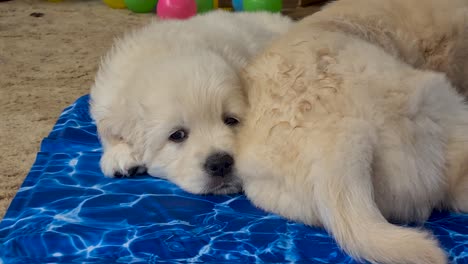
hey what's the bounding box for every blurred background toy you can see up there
[100,0,292,16]
[157,0,197,19]
[195,0,214,13]
[243,0,282,12]
[231,0,242,11]
[125,0,158,12]
[103,0,127,8]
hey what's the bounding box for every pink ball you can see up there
[157,0,197,19]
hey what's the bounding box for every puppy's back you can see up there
[300,0,468,95]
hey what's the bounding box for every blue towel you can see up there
[0,95,467,264]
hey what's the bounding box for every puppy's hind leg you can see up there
[314,119,447,264]
[445,124,468,213]
[450,173,468,212]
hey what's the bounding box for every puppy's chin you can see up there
[205,174,243,195]
[148,166,242,194]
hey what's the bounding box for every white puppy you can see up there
[90,10,292,194]
[236,0,468,263]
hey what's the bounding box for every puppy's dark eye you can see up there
[223,116,240,126]
[169,129,188,143]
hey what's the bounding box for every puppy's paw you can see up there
[100,143,145,178]
[113,166,147,178]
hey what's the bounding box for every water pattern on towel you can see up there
[0,95,467,264]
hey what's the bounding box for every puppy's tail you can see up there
[314,119,447,264]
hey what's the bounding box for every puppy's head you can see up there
[136,52,246,194]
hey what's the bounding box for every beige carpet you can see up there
[0,0,319,219]
[0,0,152,218]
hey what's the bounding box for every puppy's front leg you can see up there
[98,129,145,178]
[314,119,446,264]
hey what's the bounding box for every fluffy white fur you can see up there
[90,11,292,194]
[236,0,468,263]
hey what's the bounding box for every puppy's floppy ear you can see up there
[239,68,253,104]
[136,101,150,120]
[240,52,285,107]
[93,100,146,147]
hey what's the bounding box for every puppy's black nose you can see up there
[204,152,234,177]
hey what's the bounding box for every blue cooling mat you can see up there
[0,95,467,264]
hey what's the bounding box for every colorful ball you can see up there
[232,0,242,11]
[125,0,158,13]
[103,0,126,8]
[195,0,214,13]
[243,0,282,13]
[157,0,197,19]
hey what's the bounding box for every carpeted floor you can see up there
[0,0,152,218]
[0,0,319,218]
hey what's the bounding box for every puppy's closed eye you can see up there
[223,116,240,127]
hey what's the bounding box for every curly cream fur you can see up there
[236,0,468,263]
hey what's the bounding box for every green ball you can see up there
[124,0,158,13]
[243,0,282,12]
[195,0,214,13]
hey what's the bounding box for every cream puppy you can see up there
[90,11,292,194]
[236,0,468,263]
